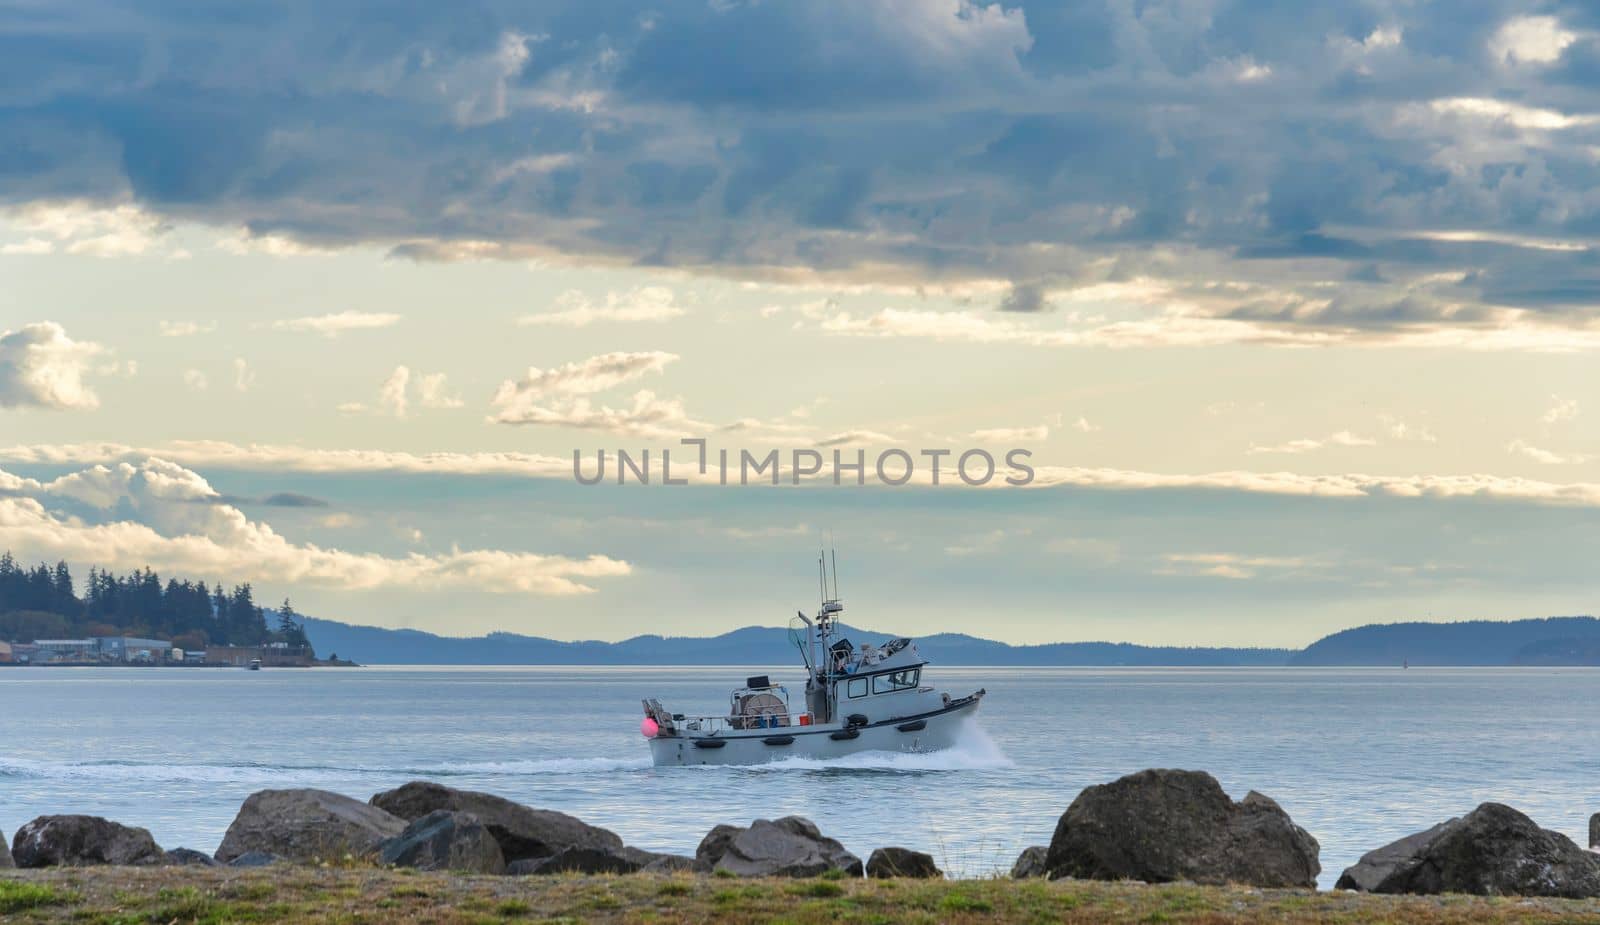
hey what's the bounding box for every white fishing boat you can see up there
[640,554,986,766]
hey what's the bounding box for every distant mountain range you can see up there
[299,614,1600,667]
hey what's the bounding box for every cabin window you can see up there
[872,668,920,694]
[847,677,869,698]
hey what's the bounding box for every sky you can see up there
[3,0,1600,647]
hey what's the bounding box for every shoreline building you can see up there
[92,636,174,664]
[32,639,97,662]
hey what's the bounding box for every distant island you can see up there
[300,614,1600,668]
[4,551,1600,667]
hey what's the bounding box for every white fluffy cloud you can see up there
[269,311,403,337]
[1488,15,1577,66]
[489,351,706,437]
[0,322,106,411]
[379,366,411,417]
[518,286,685,327]
[1248,431,1378,455]
[0,458,631,595]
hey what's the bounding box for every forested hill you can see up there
[0,552,309,650]
[299,617,1293,666]
[1289,616,1600,666]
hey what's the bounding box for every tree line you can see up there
[0,552,311,652]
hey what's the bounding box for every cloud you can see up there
[487,351,704,437]
[1378,415,1437,443]
[379,366,410,417]
[1543,396,1579,425]
[8,0,1600,349]
[518,286,685,327]
[1489,16,1578,66]
[160,321,216,337]
[971,425,1048,442]
[182,369,208,392]
[417,373,464,410]
[260,492,330,508]
[0,322,106,411]
[1249,431,1377,455]
[269,312,403,338]
[493,351,678,397]
[0,458,631,595]
[816,430,898,447]
[1159,552,1317,580]
[232,358,255,392]
[15,440,1600,510]
[1506,439,1592,465]
[492,389,708,439]
[3,202,171,258]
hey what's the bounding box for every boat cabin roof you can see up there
[829,636,924,675]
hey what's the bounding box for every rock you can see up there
[695,823,742,870]
[703,816,862,878]
[509,845,642,875]
[640,853,698,874]
[867,846,942,878]
[216,788,406,863]
[378,810,505,874]
[1010,845,1048,878]
[370,781,621,863]
[620,846,696,874]
[1335,803,1600,898]
[1045,769,1320,888]
[227,851,281,868]
[12,815,164,868]
[164,847,220,867]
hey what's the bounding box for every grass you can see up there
[0,881,75,915]
[3,866,1600,924]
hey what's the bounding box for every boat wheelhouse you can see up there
[640,556,985,766]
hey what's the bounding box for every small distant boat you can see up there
[640,552,986,766]
[248,658,262,671]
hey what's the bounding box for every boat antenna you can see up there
[830,534,839,601]
[817,548,826,606]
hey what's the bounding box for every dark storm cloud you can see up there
[6,0,1600,329]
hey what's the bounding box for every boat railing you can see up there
[678,712,801,734]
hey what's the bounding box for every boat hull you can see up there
[647,696,981,767]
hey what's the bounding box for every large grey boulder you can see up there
[227,851,281,868]
[216,789,406,863]
[1010,845,1048,878]
[0,828,12,869]
[12,815,164,867]
[695,823,742,871]
[699,816,863,878]
[1591,812,1598,851]
[378,810,505,874]
[370,781,621,864]
[1336,803,1600,898]
[867,846,941,878]
[1045,769,1320,888]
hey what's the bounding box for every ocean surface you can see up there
[2,666,1596,887]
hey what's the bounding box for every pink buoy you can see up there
[640,716,659,738]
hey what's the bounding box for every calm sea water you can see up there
[2,666,1596,887]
